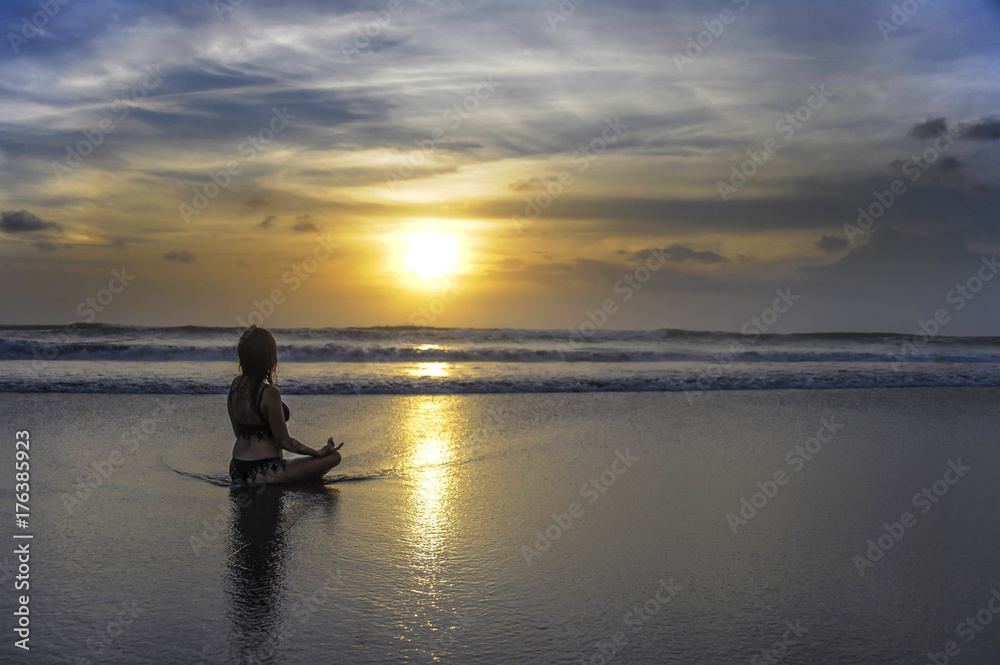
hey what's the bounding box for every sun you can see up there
[405,231,458,278]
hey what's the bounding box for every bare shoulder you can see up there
[261,383,281,403]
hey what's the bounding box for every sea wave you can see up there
[3,371,999,394]
[3,340,1000,364]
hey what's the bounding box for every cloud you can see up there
[908,117,948,140]
[935,156,964,173]
[509,176,559,192]
[496,257,524,269]
[259,215,277,228]
[164,250,196,263]
[33,240,66,252]
[293,221,321,232]
[799,228,973,288]
[651,245,728,265]
[816,235,848,253]
[110,238,128,250]
[958,116,1000,141]
[0,210,61,234]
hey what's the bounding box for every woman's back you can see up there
[228,376,287,461]
[228,376,269,438]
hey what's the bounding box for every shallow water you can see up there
[2,388,999,663]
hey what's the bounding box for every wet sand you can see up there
[1,388,999,664]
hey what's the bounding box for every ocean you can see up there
[3,324,1000,394]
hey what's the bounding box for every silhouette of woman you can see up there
[227,325,344,484]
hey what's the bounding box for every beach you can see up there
[2,387,999,664]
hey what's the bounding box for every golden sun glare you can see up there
[405,231,458,278]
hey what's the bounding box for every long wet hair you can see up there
[236,325,278,388]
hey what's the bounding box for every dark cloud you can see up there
[33,240,66,252]
[0,210,61,234]
[935,156,964,173]
[799,228,972,288]
[293,221,320,232]
[816,235,848,253]
[509,176,558,192]
[639,245,728,264]
[907,117,948,140]
[259,215,277,228]
[164,250,196,263]
[792,227,1000,333]
[958,116,1000,141]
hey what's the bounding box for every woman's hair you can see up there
[237,325,278,385]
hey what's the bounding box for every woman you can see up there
[228,325,343,484]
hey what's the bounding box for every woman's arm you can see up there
[261,385,325,457]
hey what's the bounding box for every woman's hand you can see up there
[319,437,345,456]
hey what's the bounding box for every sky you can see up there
[1,0,999,333]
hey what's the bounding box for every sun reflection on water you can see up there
[396,396,473,656]
[409,362,450,378]
[402,398,460,578]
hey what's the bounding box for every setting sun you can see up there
[405,232,458,278]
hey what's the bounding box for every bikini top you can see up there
[227,377,290,439]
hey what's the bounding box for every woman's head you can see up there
[237,325,278,384]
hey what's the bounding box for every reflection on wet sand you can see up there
[398,397,466,655]
[224,484,340,664]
